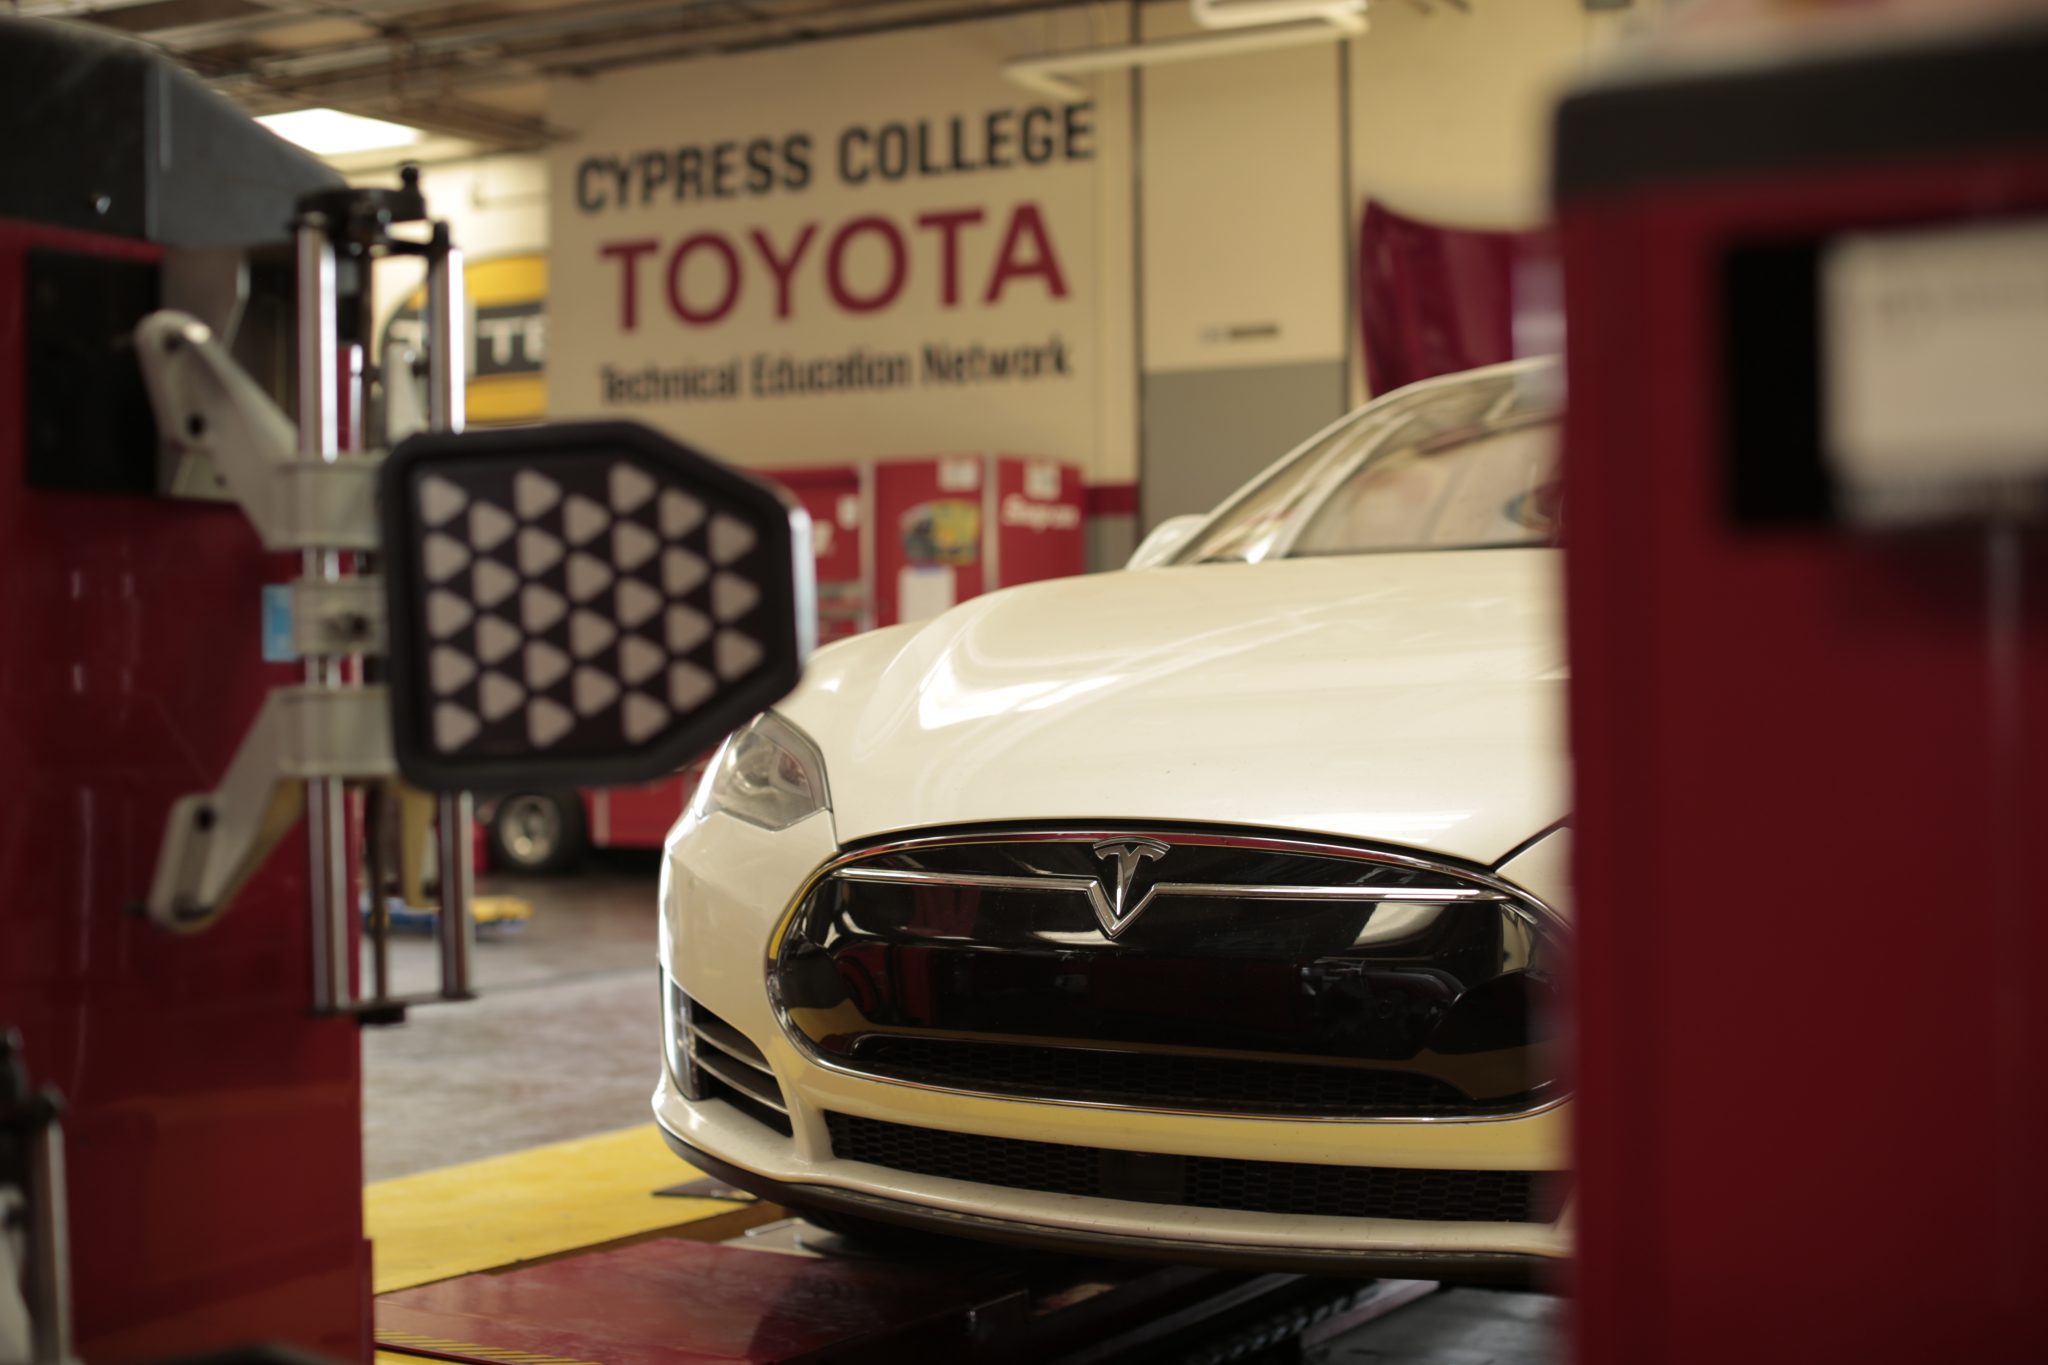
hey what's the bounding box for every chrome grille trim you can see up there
[835,864,1509,904]
[689,1046,788,1117]
[767,826,1568,1125]
[771,827,1566,944]
[835,866,1096,894]
[689,1011,770,1071]
[678,994,791,1132]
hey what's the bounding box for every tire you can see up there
[486,791,587,874]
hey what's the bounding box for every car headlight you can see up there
[695,711,830,830]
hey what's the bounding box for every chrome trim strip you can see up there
[690,1046,788,1116]
[835,866,1098,895]
[1149,882,1505,902]
[765,826,1569,1126]
[787,828,1565,934]
[834,864,1508,905]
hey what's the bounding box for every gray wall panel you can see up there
[1087,514,1139,573]
[1139,360,1349,531]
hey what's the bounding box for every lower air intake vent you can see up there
[686,997,792,1137]
[825,1113,1562,1224]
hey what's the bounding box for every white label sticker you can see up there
[1024,459,1063,501]
[1825,218,2048,505]
[937,457,981,492]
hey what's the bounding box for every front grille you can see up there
[850,1037,1494,1117]
[825,1113,1563,1224]
[775,829,1564,1120]
[684,997,792,1137]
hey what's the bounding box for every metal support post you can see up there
[425,223,476,1002]
[135,174,491,1018]
[296,213,354,1016]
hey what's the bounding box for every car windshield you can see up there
[1172,362,1560,565]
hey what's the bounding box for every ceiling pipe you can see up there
[10,0,171,16]
[511,0,1070,76]
[1191,0,1366,33]
[1005,8,1365,100]
[207,0,1071,106]
[248,0,739,80]
[100,0,510,52]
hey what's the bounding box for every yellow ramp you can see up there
[367,1122,739,1294]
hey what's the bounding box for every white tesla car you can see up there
[655,357,1570,1279]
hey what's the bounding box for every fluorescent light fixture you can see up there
[257,107,424,156]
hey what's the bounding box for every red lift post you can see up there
[1557,17,2048,1365]
[0,28,369,1356]
[2,20,819,1356]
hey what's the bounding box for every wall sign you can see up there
[545,12,1135,481]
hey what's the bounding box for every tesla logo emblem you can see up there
[1089,837,1171,938]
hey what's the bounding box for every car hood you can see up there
[778,549,1567,866]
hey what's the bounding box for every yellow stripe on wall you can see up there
[367,1122,737,1294]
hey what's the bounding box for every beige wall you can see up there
[1138,1,1348,377]
[1348,0,1645,234]
[544,9,1138,483]
[373,1,1659,488]
[1340,0,1650,407]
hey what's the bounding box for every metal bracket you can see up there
[144,686,394,933]
[383,342,432,447]
[125,186,479,1020]
[156,246,249,502]
[292,576,386,657]
[133,310,380,551]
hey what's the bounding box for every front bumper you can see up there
[657,808,1573,1277]
[656,1112,1554,1285]
[653,1063,1569,1280]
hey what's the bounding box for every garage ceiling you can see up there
[21,0,1086,151]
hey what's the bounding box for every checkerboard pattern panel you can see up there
[408,454,772,761]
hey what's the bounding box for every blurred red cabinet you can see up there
[774,465,867,644]
[1556,23,2048,1365]
[867,453,1086,627]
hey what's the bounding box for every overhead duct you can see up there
[1005,0,1366,99]
[1192,0,1367,30]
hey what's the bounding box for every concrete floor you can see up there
[1308,1288,1563,1365]
[361,851,664,1181]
